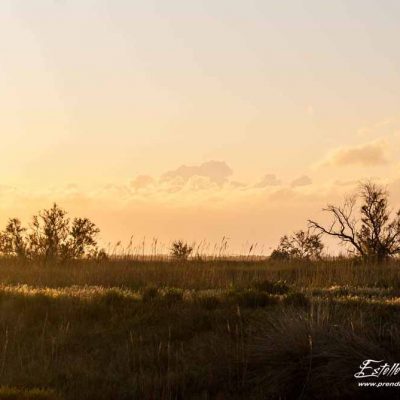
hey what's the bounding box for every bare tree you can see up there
[309,182,400,262]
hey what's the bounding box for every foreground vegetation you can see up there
[0,258,398,399]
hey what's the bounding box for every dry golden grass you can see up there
[0,258,398,399]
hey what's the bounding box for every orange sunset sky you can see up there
[0,1,400,253]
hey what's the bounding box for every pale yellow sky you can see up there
[0,1,399,253]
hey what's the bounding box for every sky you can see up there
[0,0,399,254]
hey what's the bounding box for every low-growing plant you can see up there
[196,295,220,310]
[162,287,184,304]
[270,230,323,261]
[0,387,61,400]
[283,292,310,308]
[101,289,128,306]
[253,279,290,295]
[229,289,278,308]
[245,309,396,399]
[170,240,193,260]
[141,286,159,302]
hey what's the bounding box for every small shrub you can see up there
[163,288,184,304]
[196,295,220,310]
[230,289,278,308]
[270,230,323,261]
[101,289,127,306]
[170,240,193,260]
[245,311,391,399]
[0,387,61,400]
[269,249,290,262]
[92,248,109,262]
[142,286,159,302]
[283,292,310,308]
[254,280,290,295]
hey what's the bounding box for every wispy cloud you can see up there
[291,175,312,187]
[131,175,155,191]
[254,174,281,188]
[161,161,233,185]
[357,117,397,137]
[320,140,388,167]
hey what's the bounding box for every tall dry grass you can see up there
[0,258,398,399]
[0,257,399,290]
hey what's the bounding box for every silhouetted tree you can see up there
[61,218,100,260]
[270,230,323,261]
[170,240,193,260]
[0,218,27,258]
[27,204,70,263]
[0,204,101,264]
[309,182,400,262]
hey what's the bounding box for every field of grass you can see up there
[0,258,399,399]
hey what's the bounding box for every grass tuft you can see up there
[0,387,61,400]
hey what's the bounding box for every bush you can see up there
[229,289,278,308]
[270,230,323,261]
[142,286,159,302]
[0,387,61,400]
[269,249,290,262]
[245,311,391,399]
[253,280,290,295]
[162,288,184,304]
[170,240,193,260]
[283,292,310,308]
[196,295,220,310]
[101,289,128,306]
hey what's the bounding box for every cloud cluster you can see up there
[291,175,312,187]
[322,140,387,167]
[357,118,397,137]
[124,161,317,198]
[131,175,154,191]
[254,174,281,188]
[161,160,233,185]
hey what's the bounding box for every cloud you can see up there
[229,181,247,188]
[254,174,281,188]
[291,175,312,187]
[357,127,372,137]
[131,175,154,190]
[162,160,233,185]
[99,184,132,198]
[357,117,397,137]
[183,176,220,192]
[375,118,395,128]
[321,140,388,167]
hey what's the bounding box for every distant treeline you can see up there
[1,181,399,265]
[0,203,104,264]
